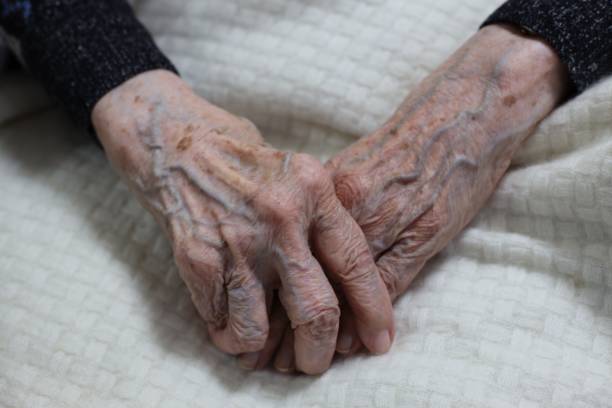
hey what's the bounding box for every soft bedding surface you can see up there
[1,1,611,407]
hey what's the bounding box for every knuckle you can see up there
[300,307,340,343]
[397,208,445,255]
[378,263,399,300]
[173,239,203,269]
[173,241,216,281]
[332,173,366,211]
[257,193,302,225]
[238,116,259,134]
[226,275,268,352]
[229,318,268,352]
[190,279,228,327]
[339,241,374,283]
[377,245,428,302]
[412,210,443,242]
[293,153,331,192]
[174,241,228,326]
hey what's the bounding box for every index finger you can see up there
[312,197,395,355]
[274,228,340,375]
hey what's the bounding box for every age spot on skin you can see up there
[503,95,517,107]
[177,136,193,152]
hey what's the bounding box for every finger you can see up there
[376,241,427,302]
[275,229,340,375]
[337,230,431,358]
[274,327,296,374]
[175,246,229,328]
[313,198,394,355]
[336,305,361,355]
[238,294,289,370]
[208,262,269,355]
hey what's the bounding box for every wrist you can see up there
[92,70,215,178]
[92,69,194,148]
[381,24,569,147]
[476,24,569,114]
[92,69,265,185]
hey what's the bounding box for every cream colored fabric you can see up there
[1,1,611,407]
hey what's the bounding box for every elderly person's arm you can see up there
[329,0,612,355]
[0,0,395,374]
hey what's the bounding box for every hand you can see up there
[258,25,570,365]
[91,70,394,374]
[326,25,569,353]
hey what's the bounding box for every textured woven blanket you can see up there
[1,0,611,407]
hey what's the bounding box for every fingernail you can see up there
[275,357,292,373]
[276,364,294,374]
[336,332,353,354]
[239,352,259,370]
[274,353,294,373]
[369,331,391,355]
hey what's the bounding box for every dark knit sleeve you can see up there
[482,0,612,94]
[0,0,178,130]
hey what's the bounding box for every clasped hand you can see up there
[93,25,568,375]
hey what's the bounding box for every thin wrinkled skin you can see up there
[262,25,570,368]
[92,71,394,375]
[330,25,569,298]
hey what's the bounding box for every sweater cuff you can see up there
[482,0,612,94]
[18,0,177,130]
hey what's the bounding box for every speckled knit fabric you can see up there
[1,0,610,130]
[0,0,177,129]
[483,0,612,94]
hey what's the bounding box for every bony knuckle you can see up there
[398,208,444,254]
[191,290,227,327]
[332,173,365,210]
[174,242,212,278]
[293,153,331,192]
[173,242,228,326]
[413,210,443,242]
[238,116,259,133]
[341,243,373,282]
[230,319,268,352]
[257,193,301,225]
[300,307,340,343]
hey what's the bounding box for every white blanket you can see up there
[1,1,611,407]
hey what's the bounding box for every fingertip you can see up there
[249,296,290,370]
[293,309,339,375]
[351,288,395,356]
[352,289,395,353]
[357,328,393,356]
[294,328,335,375]
[238,352,260,370]
[274,328,295,374]
[336,330,354,355]
[275,363,295,374]
[349,337,364,355]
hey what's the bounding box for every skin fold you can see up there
[91,70,394,375]
[258,24,570,369]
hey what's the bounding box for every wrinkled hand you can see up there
[326,25,569,353]
[258,24,569,367]
[92,70,394,374]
